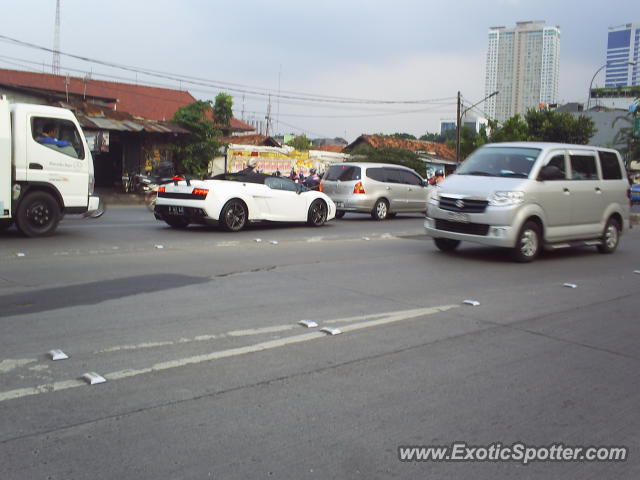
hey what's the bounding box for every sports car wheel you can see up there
[164,217,189,229]
[307,200,328,227]
[221,199,247,232]
[371,199,389,220]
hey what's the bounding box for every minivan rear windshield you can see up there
[325,165,361,181]
[456,147,541,178]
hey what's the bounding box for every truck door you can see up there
[26,116,88,208]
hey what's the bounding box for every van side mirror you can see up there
[538,165,564,181]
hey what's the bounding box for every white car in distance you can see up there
[154,173,336,231]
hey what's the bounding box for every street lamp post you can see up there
[587,61,637,110]
[456,90,499,162]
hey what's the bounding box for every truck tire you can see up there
[0,219,13,232]
[15,191,61,237]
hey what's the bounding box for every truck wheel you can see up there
[15,191,61,237]
[0,219,13,232]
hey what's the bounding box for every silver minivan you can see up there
[424,142,630,262]
[320,162,428,220]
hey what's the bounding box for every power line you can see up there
[0,34,453,106]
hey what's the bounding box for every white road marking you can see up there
[0,304,459,403]
[0,358,37,374]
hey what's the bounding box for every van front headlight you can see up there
[428,187,440,204]
[488,191,524,206]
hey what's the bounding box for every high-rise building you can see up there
[605,23,639,87]
[484,21,561,123]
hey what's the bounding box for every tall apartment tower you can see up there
[605,23,639,87]
[484,21,561,123]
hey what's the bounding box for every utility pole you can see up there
[52,0,61,75]
[455,91,461,163]
[265,94,272,137]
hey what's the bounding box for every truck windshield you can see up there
[456,147,541,178]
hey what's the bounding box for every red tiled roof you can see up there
[219,134,280,146]
[0,68,196,121]
[314,145,345,153]
[347,134,456,161]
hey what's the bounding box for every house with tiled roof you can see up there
[218,134,281,147]
[0,68,254,187]
[344,134,458,174]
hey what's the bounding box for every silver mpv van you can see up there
[424,142,630,262]
[321,162,428,220]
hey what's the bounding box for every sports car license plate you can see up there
[448,211,469,223]
[168,206,184,215]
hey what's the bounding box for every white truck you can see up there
[0,96,102,236]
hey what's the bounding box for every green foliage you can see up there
[286,134,312,151]
[213,93,233,128]
[350,145,426,177]
[487,109,596,145]
[611,102,640,166]
[172,100,222,177]
[420,130,456,143]
[374,132,417,140]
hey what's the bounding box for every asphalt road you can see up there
[1,207,639,479]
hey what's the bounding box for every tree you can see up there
[611,97,640,167]
[349,145,426,177]
[286,134,312,151]
[487,109,596,145]
[213,93,233,133]
[172,100,222,176]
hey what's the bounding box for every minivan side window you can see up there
[366,168,388,182]
[598,151,623,180]
[325,165,361,181]
[546,154,566,180]
[31,117,85,160]
[569,154,598,180]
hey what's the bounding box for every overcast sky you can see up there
[1,0,638,141]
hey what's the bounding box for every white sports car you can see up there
[154,173,336,231]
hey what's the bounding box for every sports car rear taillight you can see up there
[353,182,365,194]
[192,188,209,198]
[158,186,166,193]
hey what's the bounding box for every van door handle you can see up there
[386,186,391,190]
[563,187,570,194]
[29,163,43,170]
[595,187,602,194]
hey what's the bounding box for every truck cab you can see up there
[0,97,102,236]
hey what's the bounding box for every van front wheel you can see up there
[434,238,460,252]
[597,217,620,254]
[511,221,540,262]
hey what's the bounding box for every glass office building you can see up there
[605,23,639,87]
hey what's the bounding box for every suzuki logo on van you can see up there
[455,199,465,209]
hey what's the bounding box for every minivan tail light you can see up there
[353,182,365,194]
[319,181,323,193]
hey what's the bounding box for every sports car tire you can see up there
[221,199,247,232]
[164,217,189,229]
[307,199,328,227]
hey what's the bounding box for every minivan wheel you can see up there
[371,199,389,220]
[511,221,540,262]
[597,217,620,254]
[434,238,460,252]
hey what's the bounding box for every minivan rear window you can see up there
[599,151,623,180]
[325,165,361,181]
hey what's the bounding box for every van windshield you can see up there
[456,147,541,178]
